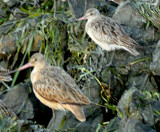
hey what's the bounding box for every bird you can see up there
[9,53,90,122]
[78,8,141,66]
[0,65,12,82]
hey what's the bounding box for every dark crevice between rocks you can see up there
[153,75,160,93]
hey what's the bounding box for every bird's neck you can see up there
[87,15,99,23]
[33,63,49,72]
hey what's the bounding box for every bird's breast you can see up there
[31,69,39,84]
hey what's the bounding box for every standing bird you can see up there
[78,8,141,65]
[9,53,90,122]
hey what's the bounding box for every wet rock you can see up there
[122,26,160,45]
[0,33,17,55]
[2,83,34,120]
[117,88,160,126]
[0,4,8,20]
[12,8,28,19]
[150,40,160,75]
[22,34,43,52]
[119,119,156,132]
[103,117,121,131]
[127,74,158,92]
[3,0,18,7]
[113,2,146,28]
[68,0,107,18]
[0,20,17,36]
[0,32,42,56]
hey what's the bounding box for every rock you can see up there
[117,88,160,126]
[0,31,42,56]
[0,20,17,36]
[68,0,107,18]
[47,79,103,131]
[0,32,17,55]
[12,8,28,19]
[150,40,160,75]
[22,34,43,52]
[121,26,160,45]
[127,74,158,92]
[3,0,18,7]
[113,2,146,28]
[0,4,7,20]
[120,119,156,132]
[2,83,34,119]
[103,117,121,131]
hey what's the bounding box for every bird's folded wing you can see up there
[88,16,141,48]
[0,65,12,82]
[33,67,90,105]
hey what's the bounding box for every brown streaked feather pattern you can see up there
[0,99,17,119]
[20,53,91,122]
[85,8,141,56]
[33,67,90,105]
[0,65,12,82]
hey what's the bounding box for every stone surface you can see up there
[113,2,146,28]
[68,0,107,18]
[12,8,28,18]
[2,83,34,119]
[3,0,18,7]
[0,32,42,56]
[103,117,121,131]
[0,33,17,55]
[119,119,156,132]
[117,88,160,126]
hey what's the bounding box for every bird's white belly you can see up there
[33,88,65,111]
[87,29,124,51]
[91,37,124,51]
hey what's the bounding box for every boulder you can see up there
[68,0,107,18]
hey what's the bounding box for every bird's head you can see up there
[29,53,47,67]
[78,8,100,21]
[8,53,48,74]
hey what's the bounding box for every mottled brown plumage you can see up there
[0,65,12,82]
[0,99,17,118]
[78,8,141,56]
[0,66,16,119]
[13,53,90,122]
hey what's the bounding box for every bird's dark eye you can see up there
[90,13,93,15]
[34,58,37,61]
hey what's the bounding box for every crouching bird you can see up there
[9,53,90,122]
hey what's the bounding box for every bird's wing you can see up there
[87,15,140,48]
[33,67,90,105]
[0,65,12,82]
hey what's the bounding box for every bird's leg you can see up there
[47,109,56,130]
[105,51,115,67]
[54,0,57,18]
[52,110,56,126]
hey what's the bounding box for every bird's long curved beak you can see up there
[77,15,87,21]
[7,62,33,75]
[18,62,33,71]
